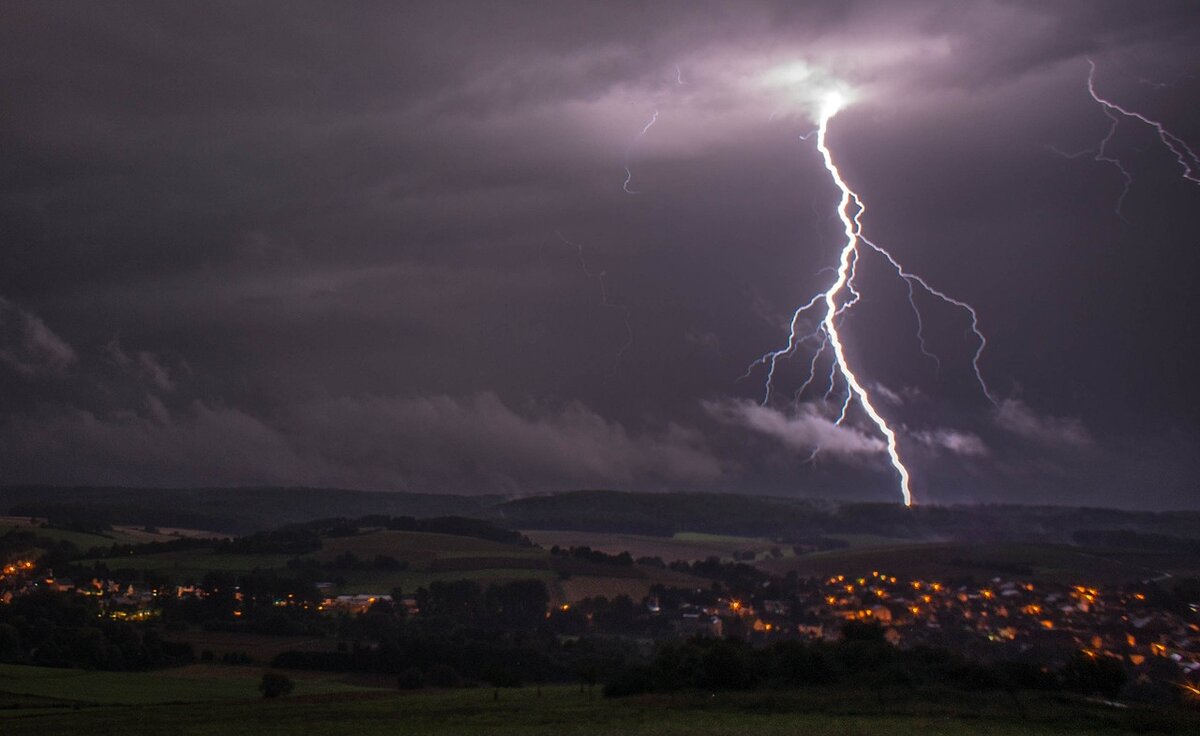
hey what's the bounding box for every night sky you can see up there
[2,2,1199,508]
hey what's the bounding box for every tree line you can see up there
[603,622,1127,706]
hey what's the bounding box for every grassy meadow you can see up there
[0,666,1196,736]
[756,541,1194,585]
[78,522,1199,603]
[523,530,783,563]
[81,527,706,604]
[1,517,149,552]
[0,662,378,707]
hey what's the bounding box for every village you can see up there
[3,552,1198,693]
[690,571,1200,685]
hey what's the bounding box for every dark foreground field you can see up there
[1,666,1197,736]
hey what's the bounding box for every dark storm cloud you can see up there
[1,1,1198,507]
[0,390,721,491]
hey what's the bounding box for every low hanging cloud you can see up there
[287,392,723,490]
[104,339,177,393]
[0,400,306,488]
[914,428,989,457]
[704,398,886,459]
[995,398,1092,449]
[0,392,722,492]
[0,297,77,378]
[871,382,904,406]
[0,298,721,492]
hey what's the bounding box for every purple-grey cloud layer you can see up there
[1,2,1198,507]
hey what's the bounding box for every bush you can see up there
[699,639,757,690]
[1061,652,1127,700]
[603,665,655,698]
[397,667,425,690]
[427,664,462,688]
[259,671,295,698]
[481,665,522,689]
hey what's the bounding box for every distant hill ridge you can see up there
[497,490,1200,543]
[2,486,1198,542]
[0,485,500,534]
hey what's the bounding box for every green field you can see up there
[0,517,139,551]
[160,633,346,663]
[337,568,561,596]
[825,534,923,549]
[758,541,1193,585]
[85,530,541,580]
[316,530,561,594]
[0,663,378,707]
[524,530,782,563]
[319,531,548,563]
[0,670,1195,736]
[0,516,219,553]
[88,550,296,576]
[82,528,705,604]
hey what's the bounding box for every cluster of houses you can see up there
[0,559,36,603]
[1,562,418,620]
[654,570,1200,688]
[1,560,184,619]
[315,591,419,616]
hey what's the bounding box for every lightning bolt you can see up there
[623,109,660,194]
[623,66,688,193]
[813,100,913,506]
[857,236,995,404]
[748,93,997,506]
[1074,59,1200,215]
[739,57,1197,505]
